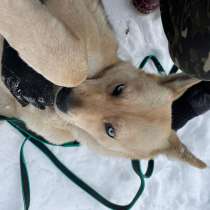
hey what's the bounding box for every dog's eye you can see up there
[112,84,126,96]
[105,123,116,138]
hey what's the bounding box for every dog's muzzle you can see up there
[56,87,72,113]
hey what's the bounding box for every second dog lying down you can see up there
[0,0,207,169]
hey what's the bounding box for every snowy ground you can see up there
[0,1,210,210]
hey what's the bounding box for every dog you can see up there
[0,0,206,168]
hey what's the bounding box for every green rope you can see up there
[139,55,178,75]
[1,55,176,210]
[0,116,153,210]
[20,138,30,210]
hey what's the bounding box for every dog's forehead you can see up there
[96,113,171,151]
[120,111,171,128]
[116,114,171,144]
[101,111,171,137]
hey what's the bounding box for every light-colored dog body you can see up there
[0,0,118,85]
[0,0,206,168]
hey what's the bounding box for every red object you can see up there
[132,0,160,14]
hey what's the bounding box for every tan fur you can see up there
[0,0,206,168]
[164,131,207,169]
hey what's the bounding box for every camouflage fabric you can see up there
[160,0,210,80]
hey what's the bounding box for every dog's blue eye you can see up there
[112,84,125,96]
[105,123,116,138]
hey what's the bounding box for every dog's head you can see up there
[55,62,206,168]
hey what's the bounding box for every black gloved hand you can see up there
[1,40,55,110]
[172,81,210,130]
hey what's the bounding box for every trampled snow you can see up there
[0,1,209,210]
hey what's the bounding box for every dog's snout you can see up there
[56,87,72,113]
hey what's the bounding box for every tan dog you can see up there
[0,0,206,169]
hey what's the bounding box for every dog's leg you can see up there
[164,130,207,169]
[0,0,88,87]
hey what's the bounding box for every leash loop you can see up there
[139,55,178,75]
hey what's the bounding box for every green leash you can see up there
[0,56,177,210]
[0,116,153,210]
[139,55,178,75]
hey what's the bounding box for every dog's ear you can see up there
[163,130,207,169]
[159,74,200,100]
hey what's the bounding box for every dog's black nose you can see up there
[56,87,72,113]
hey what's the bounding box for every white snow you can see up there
[0,1,210,210]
